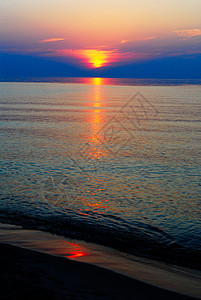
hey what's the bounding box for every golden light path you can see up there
[88,78,104,151]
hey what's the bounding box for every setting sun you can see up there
[80,50,110,68]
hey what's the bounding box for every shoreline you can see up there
[0,242,198,300]
[0,222,201,299]
[1,212,201,272]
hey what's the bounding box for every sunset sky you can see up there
[1,0,201,77]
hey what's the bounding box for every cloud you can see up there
[40,38,65,43]
[120,37,155,44]
[120,40,129,44]
[174,29,201,38]
[142,36,156,41]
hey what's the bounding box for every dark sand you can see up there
[0,243,197,300]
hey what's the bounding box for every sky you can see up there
[1,0,201,78]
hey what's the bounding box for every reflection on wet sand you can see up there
[1,223,201,299]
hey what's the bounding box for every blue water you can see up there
[0,78,201,266]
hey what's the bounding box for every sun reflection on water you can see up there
[86,78,107,158]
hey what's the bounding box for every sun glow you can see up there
[79,50,110,68]
[56,49,134,69]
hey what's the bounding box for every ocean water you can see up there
[0,78,201,266]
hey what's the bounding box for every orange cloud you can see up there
[174,29,201,38]
[40,38,65,43]
[120,40,129,44]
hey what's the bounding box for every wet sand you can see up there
[0,242,198,300]
[1,223,201,299]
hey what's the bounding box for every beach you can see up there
[1,223,201,299]
[1,242,199,300]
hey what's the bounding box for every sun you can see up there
[61,48,121,69]
[80,49,109,68]
[92,58,104,68]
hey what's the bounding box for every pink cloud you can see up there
[40,38,65,43]
[142,36,156,41]
[120,36,155,44]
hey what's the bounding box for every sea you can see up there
[0,77,201,268]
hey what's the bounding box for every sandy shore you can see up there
[0,242,198,300]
